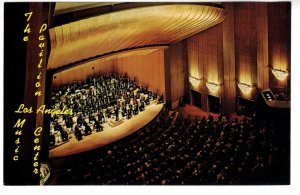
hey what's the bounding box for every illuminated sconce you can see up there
[206,82,220,93]
[189,76,202,86]
[271,68,289,81]
[238,82,253,94]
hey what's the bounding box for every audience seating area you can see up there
[51,106,289,185]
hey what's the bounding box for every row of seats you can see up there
[52,107,288,185]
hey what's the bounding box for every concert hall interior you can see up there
[4,2,291,185]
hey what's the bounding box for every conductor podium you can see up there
[108,118,124,127]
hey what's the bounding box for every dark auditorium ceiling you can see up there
[54,2,122,15]
[47,3,225,70]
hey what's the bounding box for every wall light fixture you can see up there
[238,82,253,94]
[271,68,288,81]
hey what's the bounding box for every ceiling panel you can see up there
[47,4,225,70]
[54,2,122,15]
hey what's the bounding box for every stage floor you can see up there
[49,103,164,158]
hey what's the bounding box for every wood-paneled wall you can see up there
[186,2,290,114]
[234,3,258,100]
[114,49,166,95]
[256,3,269,91]
[169,42,188,108]
[52,60,114,87]
[268,3,291,88]
[187,22,224,112]
[222,3,236,115]
[52,49,166,97]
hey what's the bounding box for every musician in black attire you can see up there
[50,73,164,144]
[145,96,150,105]
[155,91,159,100]
[122,106,127,118]
[49,134,55,147]
[94,121,103,132]
[60,129,69,142]
[75,126,83,141]
[127,104,132,119]
[114,106,119,121]
[84,122,92,135]
[158,94,164,104]
[139,101,145,112]
[133,103,139,115]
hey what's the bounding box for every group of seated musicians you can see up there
[49,73,164,146]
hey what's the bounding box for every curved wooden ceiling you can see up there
[47,4,225,70]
